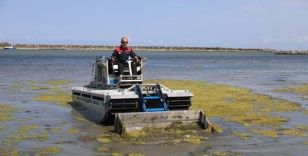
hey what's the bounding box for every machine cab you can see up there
[89,57,147,89]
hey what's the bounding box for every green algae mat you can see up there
[28,79,307,139]
[9,79,72,106]
[0,103,14,123]
[9,79,308,140]
[2,79,308,155]
[144,80,307,139]
[274,83,308,100]
[32,80,72,106]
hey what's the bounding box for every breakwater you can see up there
[274,50,308,55]
[1,42,308,54]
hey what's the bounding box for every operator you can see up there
[111,36,140,75]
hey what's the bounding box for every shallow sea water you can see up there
[0,49,307,155]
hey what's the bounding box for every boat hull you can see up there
[72,94,108,122]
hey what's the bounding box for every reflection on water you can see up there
[0,49,307,155]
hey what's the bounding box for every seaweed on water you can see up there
[145,80,304,139]
[128,153,145,156]
[0,146,19,156]
[281,125,308,137]
[113,122,211,145]
[111,153,124,156]
[2,125,49,146]
[252,129,278,138]
[0,103,14,123]
[96,134,112,143]
[66,128,80,135]
[44,80,72,86]
[107,80,305,143]
[304,110,308,115]
[8,79,72,106]
[97,146,110,152]
[232,131,253,140]
[31,85,50,90]
[33,146,61,155]
[211,150,238,156]
[78,135,97,143]
[32,87,71,106]
[30,79,72,106]
[273,83,308,100]
[49,127,61,134]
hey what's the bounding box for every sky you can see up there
[0,0,308,50]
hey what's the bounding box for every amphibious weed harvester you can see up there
[72,57,209,134]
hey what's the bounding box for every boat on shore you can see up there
[3,45,16,50]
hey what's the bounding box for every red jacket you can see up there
[112,46,137,63]
[114,46,133,54]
